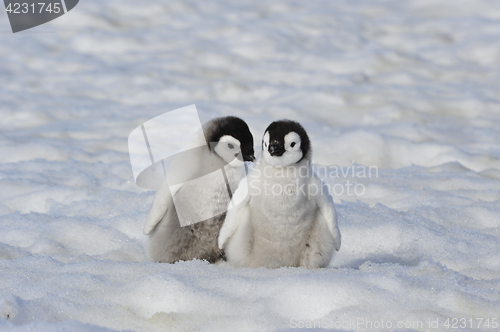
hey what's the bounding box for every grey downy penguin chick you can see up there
[144,116,255,263]
[218,120,341,268]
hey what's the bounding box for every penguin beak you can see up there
[268,143,285,157]
[243,155,256,162]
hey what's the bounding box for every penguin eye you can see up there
[291,142,296,148]
[228,143,234,149]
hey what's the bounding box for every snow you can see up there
[1,0,500,331]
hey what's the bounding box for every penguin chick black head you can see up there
[262,120,311,167]
[204,116,255,167]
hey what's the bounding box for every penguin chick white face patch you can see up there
[214,135,244,167]
[263,131,303,167]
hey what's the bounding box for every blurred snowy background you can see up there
[1,0,500,331]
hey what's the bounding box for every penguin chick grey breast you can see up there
[218,119,341,268]
[144,116,255,263]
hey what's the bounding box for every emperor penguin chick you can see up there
[144,116,255,263]
[218,120,341,268]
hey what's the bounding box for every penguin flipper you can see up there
[312,177,341,251]
[218,176,251,249]
[144,176,183,235]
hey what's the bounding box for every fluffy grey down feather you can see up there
[148,202,226,263]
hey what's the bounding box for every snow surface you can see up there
[1,0,500,331]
